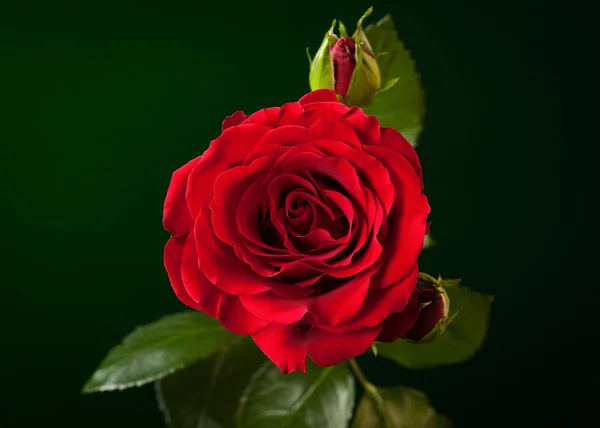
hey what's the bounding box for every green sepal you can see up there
[378,77,399,94]
[309,20,338,91]
[442,278,462,287]
[371,343,379,357]
[353,6,375,54]
[408,311,457,344]
[338,20,348,37]
[344,41,381,107]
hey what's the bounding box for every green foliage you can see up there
[363,14,425,146]
[352,386,452,428]
[83,312,235,392]
[156,337,266,428]
[236,361,355,428]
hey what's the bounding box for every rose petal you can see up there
[163,156,201,236]
[193,210,273,295]
[375,291,421,342]
[237,180,287,254]
[186,123,271,218]
[180,230,224,314]
[308,270,372,325]
[307,324,381,367]
[300,104,350,127]
[241,262,374,326]
[307,119,363,149]
[298,89,340,105]
[319,266,419,333]
[251,321,382,373]
[277,102,307,125]
[379,128,424,189]
[216,296,269,336]
[222,110,248,131]
[243,107,282,127]
[180,231,267,335]
[210,155,275,248]
[318,189,355,243]
[275,151,369,217]
[278,261,324,285]
[342,108,381,146]
[240,292,308,324]
[366,146,430,288]
[256,125,314,149]
[164,235,200,310]
[309,139,395,216]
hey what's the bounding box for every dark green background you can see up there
[1,0,587,427]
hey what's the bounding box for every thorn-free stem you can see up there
[348,358,394,428]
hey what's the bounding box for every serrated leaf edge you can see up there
[85,364,186,393]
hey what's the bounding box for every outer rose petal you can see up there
[217,296,269,336]
[307,119,363,149]
[375,292,421,342]
[366,145,430,288]
[193,214,272,295]
[163,156,201,236]
[240,265,374,326]
[379,128,424,189]
[255,125,314,149]
[242,103,306,128]
[308,270,371,324]
[210,154,277,256]
[252,321,382,373]
[318,266,419,333]
[298,89,340,105]
[164,235,200,310]
[186,123,271,218]
[300,104,351,127]
[342,107,381,146]
[180,232,224,314]
[222,110,248,131]
[180,230,268,335]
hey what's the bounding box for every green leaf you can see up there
[236,361,355,428]
[352,387,452,428]
[363,14,425,146]
[156,337,266,428]
[378,284,494,369]
[83,312,235,393]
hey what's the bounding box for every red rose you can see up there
[163,90,430,373]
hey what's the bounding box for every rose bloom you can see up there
[163,90,430,373]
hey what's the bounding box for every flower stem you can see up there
[348,358,394,428]
[348,358,370,387]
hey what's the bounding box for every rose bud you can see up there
[404,274,454,343]
[308,7,381,107]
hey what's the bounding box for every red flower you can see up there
[163,90,430,373]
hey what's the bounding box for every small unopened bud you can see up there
[308,7,381,107]
[331,37,356,97]
[404,274,453,343]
